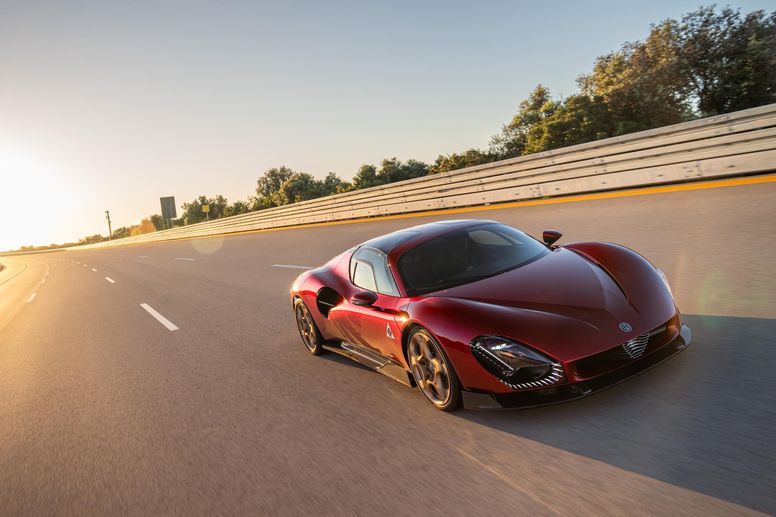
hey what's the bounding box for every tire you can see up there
[407,327,462,411]
[294,298,325,355]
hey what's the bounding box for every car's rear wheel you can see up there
[407,328,461,411]
[294,299,324,355]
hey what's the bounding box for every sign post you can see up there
[160,196,177,229]
[202,204,210,221]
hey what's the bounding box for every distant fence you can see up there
[80,103,776,249]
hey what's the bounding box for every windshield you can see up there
[398,223,549,296]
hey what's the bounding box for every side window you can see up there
[352,261,377,291]
[350,247,399,296]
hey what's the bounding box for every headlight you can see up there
[471,336,554,385]
[657,269,673,299]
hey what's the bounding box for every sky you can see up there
[0,0,772,250]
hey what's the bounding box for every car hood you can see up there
[430,248,669,361]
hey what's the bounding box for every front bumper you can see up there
[462,324,692,410]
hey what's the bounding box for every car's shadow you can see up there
[451,314,776,514]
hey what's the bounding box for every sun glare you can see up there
[0,149,74,251]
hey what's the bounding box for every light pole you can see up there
[105,210,112,240]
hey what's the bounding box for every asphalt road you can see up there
[1,178,775,516]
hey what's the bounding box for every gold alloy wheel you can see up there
[295,302,317,352]
[408,330,451,406]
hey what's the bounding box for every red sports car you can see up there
[291,219,691,411]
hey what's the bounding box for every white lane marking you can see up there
[272,264,314,270]
[27,293,37,303]
[105,277,116,284]
[41,278,46,284]
[139,303,179,331]
[82,264,87,267]
[174,257,195,261]
[138,255,149,258]
[91,268,98,272]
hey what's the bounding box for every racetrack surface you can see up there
[1,178,775,515]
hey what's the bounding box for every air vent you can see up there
[316,287,342,318]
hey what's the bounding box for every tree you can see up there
[380,158,429,183]
[430,149,498,174]
[490,84,555,158]
[323,171,349,193]
[255,167,294,209]
[578,19,689,135]
[273,172,321,205]
[112,226,131,239]
[181,195,229,224]
[78,234,106,245]
[678,7,776,116]
[272,171,348,205]
[522,94,612,153]
[149,214,167,231]
[226,200,251,216]
[129,218,156,236]
[351,164,379,189]
[351,158,429,189]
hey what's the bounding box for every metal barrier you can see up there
[80,103,776,248]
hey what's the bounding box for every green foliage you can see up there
[324,172,351,193]
[112,226,131,239]
[274,172,321,205]
[524,94,613,153]
[352,158,428,189]
[677,7,776,115]
[129,218,156,236]
[226,200,251,216]
[490,85,555,158]
[181,195,229,224]
[14,241,77,252]
[579,19,690,135]
[254,166,295,209]
[150,214,166,231]
[430,149,499,174]
[351,164,378,190]
[78,234,107,245]
[272,170,348,205]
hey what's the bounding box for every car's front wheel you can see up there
[294,298,324,355]
[407,327,461,411]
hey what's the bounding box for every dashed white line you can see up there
[41,278,46,284]
[272,264,315,270]
[138,255,149,258]
[140,303,179,331]
[27,293,37,303]
[82,264,87,267]
[105,277,116,284]
[174,257,195,261]
[91,268,98,272]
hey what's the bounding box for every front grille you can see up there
[573,320,676,379]
[622,332,651,359]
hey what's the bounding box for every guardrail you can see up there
[81,103,776,248]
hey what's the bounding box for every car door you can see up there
[328,247,405,364]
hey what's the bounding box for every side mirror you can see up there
[542,229,562,246]
[351,290,378,307]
